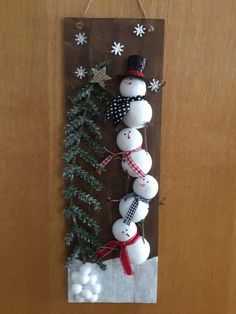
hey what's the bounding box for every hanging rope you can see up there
[83,0,147,17]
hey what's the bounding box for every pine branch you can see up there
[63,185,101,211]
[63,146,101,170]
[63,164,102,191]
[64,131,105,156]
[63,205,100,234]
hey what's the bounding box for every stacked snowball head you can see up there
[70,263,102,302]
[116,127,152,177]
[102,56,159,273]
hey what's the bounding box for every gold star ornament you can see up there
[90,66,112,88]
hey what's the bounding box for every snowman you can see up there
[119,175,159,224]
[105,55,152,129]
[97,218,150,275]
[116,127,152,177]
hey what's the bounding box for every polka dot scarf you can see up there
[105,95,144,125]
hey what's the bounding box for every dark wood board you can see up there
[63,18,164,260]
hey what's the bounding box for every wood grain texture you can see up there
[63,17,164,261]
[0,0,236,313]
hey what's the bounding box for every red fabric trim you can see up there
[97,232,141,276]
[126,70,144,78]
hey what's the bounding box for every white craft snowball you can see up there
[112,218,137,242]
[90,294,99,302]
[122,100,152,129]
[81,288,93,300]
[133,175,159,199]
[71,283,83,295]
[88,274,97,285]
[127,237,150,265]
[74,273,90,285]
[121,150,152,177]
[116,128,143,151]
[92,283,102,294]
[119,77,147,98]
[74,294,85,302]
[119,197,149,223]
[79,263,91,275]
[71,271,81,283]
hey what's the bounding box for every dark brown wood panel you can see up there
[63,18,164,258]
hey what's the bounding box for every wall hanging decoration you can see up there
[63,16,164,303]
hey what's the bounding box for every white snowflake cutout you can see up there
[133,24,146,38]
[111,41,124,56]
[74,66,87,79]
[75,32,87,45]
[148,79,162,92]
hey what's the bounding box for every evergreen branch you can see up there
[63,164,102,191]
[63,185,101,210]
[67,101,101,121]
[65,246,81,269]
[64,131,105,156]
[64,225,75,246]
[83,117,103,138]
[63,205,100,234]
[73,225,100,246]
[63,146,101,170]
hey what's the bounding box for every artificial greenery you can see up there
[63,62,110,270]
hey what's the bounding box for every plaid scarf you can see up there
[105,95,144,125]
[100,147,145,179]
[123,193,151,225]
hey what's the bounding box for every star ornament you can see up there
[90,67,112,88]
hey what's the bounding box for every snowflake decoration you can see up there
[74,66,87,79]
[133,24,146,38]
[148,79,162,92]
[111,41,124,56]
[75,32,87,45]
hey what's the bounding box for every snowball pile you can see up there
[70,263,101,302]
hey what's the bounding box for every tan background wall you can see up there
[0,1,235,313]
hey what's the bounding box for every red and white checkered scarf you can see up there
[100,147,145,179]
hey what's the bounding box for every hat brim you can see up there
[116,74,149,84]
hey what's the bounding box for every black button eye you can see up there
[122,231,124,233]
[128,131,131,133]
[147,181,149,183]
[125,229,128,231]
[124,133,126,136]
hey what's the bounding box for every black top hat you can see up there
[123,55,147,81]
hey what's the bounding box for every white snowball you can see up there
[119,77,146,97]
[90,294,99,302]
[112,218,137,242]
[122,100,152,129]
[122,150,152,177]
[116,128,143,151]
[92,283,102,294]
[74,294,85,302]
[71,283,83,295]
[88,274,97,285]
[71,271,81,283]
[81,288,93,300]
[133,175,159,199]
[119,197,149,222]
[79,263,91,275]
[127,237,150,265]
[74,273,90,285]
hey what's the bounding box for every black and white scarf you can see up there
[105,95,144,126]
[122,192,150,225]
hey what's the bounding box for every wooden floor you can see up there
[0,1,235,313]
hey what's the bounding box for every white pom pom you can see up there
[90,294,99,302]
[74,294,85,302]
[79,263,91,275]
[71,283,83,295]
[119,77,146,97]
[93,283,102,294]
[88,274,97,285]
[133,175,159,199]
[81,288,93,300]
[71,271,81,283]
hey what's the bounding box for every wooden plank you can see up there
[63,18,164,264]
